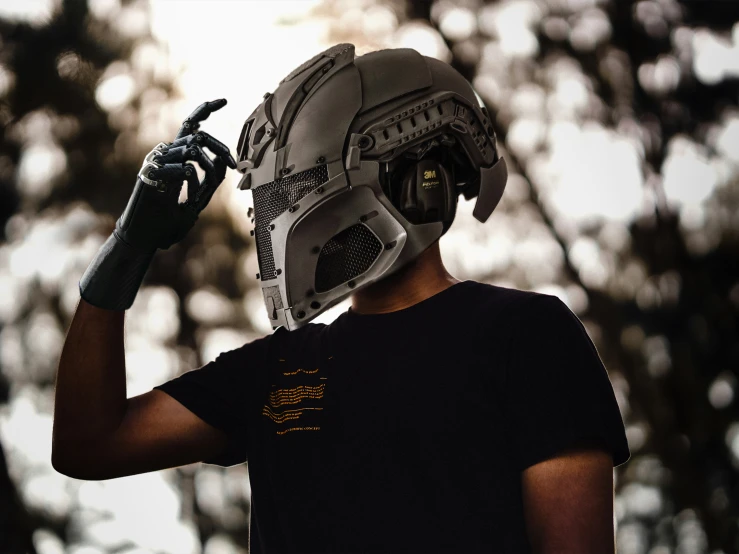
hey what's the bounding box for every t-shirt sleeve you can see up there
[504,294,630,470]
[154,335,272,467]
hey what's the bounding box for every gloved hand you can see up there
[79,99,237,310]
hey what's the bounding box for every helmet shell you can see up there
[236,43,507,330]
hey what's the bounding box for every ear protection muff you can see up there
[395,158,457,234]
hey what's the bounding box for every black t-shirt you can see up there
[155,281,630,554]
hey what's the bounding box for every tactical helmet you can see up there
[236,43,508,330]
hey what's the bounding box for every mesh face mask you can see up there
[236,43,507,330]
[314,223,384,293]
[253,164,383,293]
[252,166,329,281]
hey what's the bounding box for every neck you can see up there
[351,241,460,315]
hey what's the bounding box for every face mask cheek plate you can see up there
[251,164,343,328]
[268,184,407,330]
[347,159,445,268]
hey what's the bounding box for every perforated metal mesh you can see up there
[252,165,329,280]
[315,224,383,293]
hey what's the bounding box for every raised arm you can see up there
[52,300,231,480]
[52,100,237,480]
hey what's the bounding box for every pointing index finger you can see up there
[176,98,228,139]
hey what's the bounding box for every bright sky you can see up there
[146,0,329,227]
[147,0,351,331]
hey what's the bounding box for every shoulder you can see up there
[270,321,331,358]
[459,280,570,319]
[490,288,598,365]
[206,322,331,370]
[459,282,585,349]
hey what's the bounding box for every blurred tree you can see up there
[0,0,148,547]
[1,0,153,223]
[0,0,186,549]
[416,0,739,551]
[0,443,36,554]
[0,0,257,549]
[2,0,737,552]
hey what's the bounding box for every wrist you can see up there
[79,232,156,311]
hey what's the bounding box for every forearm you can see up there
[53,299,127,455]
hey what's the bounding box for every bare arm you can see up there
[52,299,229,480]
[521,448,616,554]
[53,100,238,480]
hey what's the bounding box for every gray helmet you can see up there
[235,43,508,330]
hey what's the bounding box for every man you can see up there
[53,44,630,553]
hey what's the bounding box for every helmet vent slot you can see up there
[237,120,253,163]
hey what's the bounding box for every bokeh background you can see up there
[0,0,738,552]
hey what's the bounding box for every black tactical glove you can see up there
[79,99,237,310]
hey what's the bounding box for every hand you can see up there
[118,98,237,252]
[79,99,236,310]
